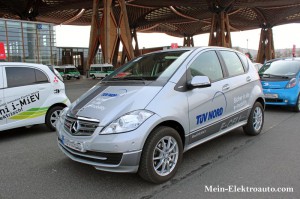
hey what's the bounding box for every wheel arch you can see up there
[45,103,67,119]
[256,97,265,109]
[150,120,186,150]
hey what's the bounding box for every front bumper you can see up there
[263,88,298,106]
[56,114,161,173]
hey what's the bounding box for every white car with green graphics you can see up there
[0,62,71,131]
[89,63,114,79]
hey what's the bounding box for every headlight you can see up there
[286,78,297,88]
[101,110,154,134]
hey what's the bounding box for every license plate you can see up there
[62,136,85,152]
[264,93,278,99]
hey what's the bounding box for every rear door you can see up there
[217,51,253,127]
[4,66,52,128]
[0,66,5,127]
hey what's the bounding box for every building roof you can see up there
[1,0,300,37]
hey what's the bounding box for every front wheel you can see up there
[45,106,64,131]
[243,102,264,136]
[292,94,300,112]
[138,126,183,184]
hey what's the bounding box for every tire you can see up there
[45,106,64,131]
[66,76,71,80]
[76,76,80,79]
[138,126,183,184]
[92,75,96,79]
[243,102,264,136]
[292,94,300,112]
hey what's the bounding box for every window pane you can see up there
[220,51,245,77]
[238,53,249,71]
[35,69,49,83]
[6,67,35,87]
[189,51,224,82]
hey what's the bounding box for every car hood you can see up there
[261,80,289,89]
[68,84,162,126]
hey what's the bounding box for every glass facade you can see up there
[0,18,56,65]
[0,18,103,74]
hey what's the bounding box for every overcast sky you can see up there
[55,23,300,50]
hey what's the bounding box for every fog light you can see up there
[284,100,288,103]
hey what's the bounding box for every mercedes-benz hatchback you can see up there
[259,58,300,112]
[56,47,265,183]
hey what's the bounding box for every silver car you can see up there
[56,47,265,183]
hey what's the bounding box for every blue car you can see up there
[259,58,300,112]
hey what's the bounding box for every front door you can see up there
[186,50,229,144]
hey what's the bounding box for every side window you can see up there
[219,51,245,77]
[189,51,224,82]
[237,53,249,71]
[0,67,3,89]
[6,67,35,87]
[35,69,49,83]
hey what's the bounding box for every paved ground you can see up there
[0,78,299,199]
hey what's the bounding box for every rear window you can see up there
[259,60,300,76]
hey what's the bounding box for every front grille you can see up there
[64,115,99,136]
[265,98,284,103]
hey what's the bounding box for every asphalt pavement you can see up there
[0,78,299,199]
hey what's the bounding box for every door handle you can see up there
[222,84,230,91]
[246,76,251,82]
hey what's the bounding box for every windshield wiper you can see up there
[261,74,289,79]
[121,76,147,81]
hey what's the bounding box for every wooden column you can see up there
[87,0,135,68]
[132,28,140,56]
[209,12,232,48]
[256,27,275,64]
[183,36,194,47]
[87,0,100,73]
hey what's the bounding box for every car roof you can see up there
[142,46,244,57]
[266,57,300,63]
[0,62,50,70]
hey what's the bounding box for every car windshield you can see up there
[65,68,78,72]
[259,60,300,77]
[55,68,64,73]
[105,50,190,82]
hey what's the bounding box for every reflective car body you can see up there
[56,47,265,183]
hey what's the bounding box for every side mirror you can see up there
[188,76,211,89]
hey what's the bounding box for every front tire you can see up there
[243,102,264,136]
[138,126,183,184]
[45,106,64,131]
